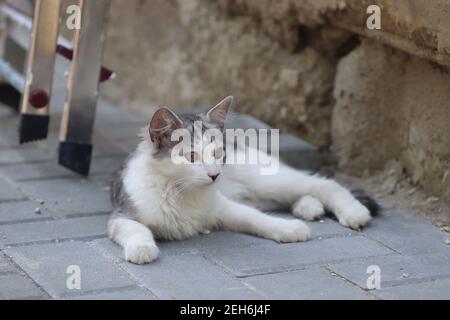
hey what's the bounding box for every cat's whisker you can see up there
[165,177,200,200]
[170,179,201,197]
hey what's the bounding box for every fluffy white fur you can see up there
[108,98,371,264]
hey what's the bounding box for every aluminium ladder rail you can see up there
[0,0,112,175]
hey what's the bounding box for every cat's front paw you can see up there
[271,220,311,243]
[338,203,371,230]
[125,240,160,264]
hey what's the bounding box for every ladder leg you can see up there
[58,0,111,176]
[18,0,61,143]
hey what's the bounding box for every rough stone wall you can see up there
[332,39,450,204]
[218,0,450,66]
[101,0,450,207]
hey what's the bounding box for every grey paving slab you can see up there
[206,236,394,277]
[113,137,140,154]
[5,241,136,299]
[121,253,263,299]
[369,232,450,256]
[373,279,450,300]
[95,110,143,125]
[226,113,272,130]
[90,238,263,299]
[40,121,126,158]
[90,173,113,191]
[17,177,112,216]
[0,273,46,299]
[95,123,145,140]
[0,200,52,224]
[0,252,18,274]
[174,106,208,115]
[367,207,445,235]
[0,180,26,201]
[0,134,16,148]
[327,251,450,289]
[71,286,155,300]
[41,123,125,159]
[0,105,15,117]
[0,112,20,148]
[89,238,124,263]
[307,219,356,239]
[278,134,319,171]
[363,209,449,255]
[158,231,274,255]
[0,146,56,165]
[96,99,144,124]
[243,267,375,300]
[0,161,75,181]
[0,215,108,246]
[47,132,124,158]
[89,155,126,175]
[0,123,18,148]
[91,134,128,158]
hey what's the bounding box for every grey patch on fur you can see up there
[110,156,137,219]
[110,167,126,208]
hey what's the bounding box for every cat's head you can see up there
[147,96,233,186]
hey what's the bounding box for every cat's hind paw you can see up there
[292,196,325,221]
[125,240,160,264]
[338,203,371,230]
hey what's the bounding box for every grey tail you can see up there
[350,188,380,217]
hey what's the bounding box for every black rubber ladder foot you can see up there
[58,141,92,176]
[18,114,50,144]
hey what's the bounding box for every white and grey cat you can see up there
[109,96,378,264]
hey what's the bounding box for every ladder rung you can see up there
[0,3,72,51]
[0,59,25,93]
[1,3,32,29]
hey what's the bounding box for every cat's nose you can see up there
[208,173,219,181]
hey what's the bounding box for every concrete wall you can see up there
[332,39,450,204]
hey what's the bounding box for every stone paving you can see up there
[0,97,450,300]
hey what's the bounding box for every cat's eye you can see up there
[185,151,199,163]
[213,148,223,159]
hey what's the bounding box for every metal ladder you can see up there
[0,0,112,175]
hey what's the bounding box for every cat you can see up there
[108,96,379,264]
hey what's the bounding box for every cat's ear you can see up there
[206,96,233,127]
[149,107,183,148]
